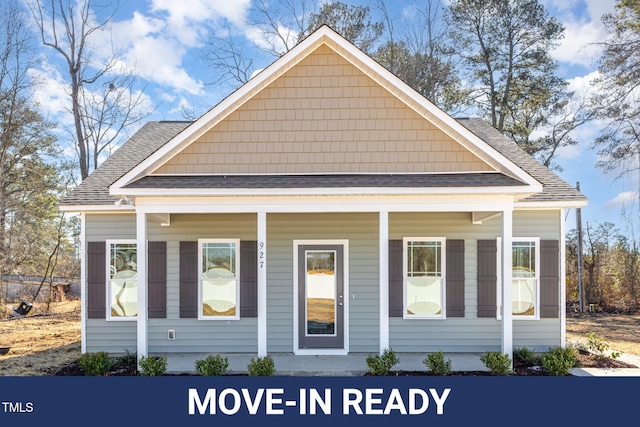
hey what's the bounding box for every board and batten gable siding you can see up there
[153,45,494,175]
[388,211,563,352]
[267,213,380,353]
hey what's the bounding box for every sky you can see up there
[23,0,635,235]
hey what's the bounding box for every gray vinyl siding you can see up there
[84,209,562,355]
[388,210,562,353]
[84,213,259,354]
[267,213,379,353]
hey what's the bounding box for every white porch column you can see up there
[560,209,567,348]
[257,212,267,356]
[80,213,87,354]
[136,211,148,361]
[501,208,513,359]
[379,211,389,353]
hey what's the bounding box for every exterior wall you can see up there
[266,213,380,353]
[154,45,493,175]
[85,213,259,354]
[85,213,137,353]
[388,210,562,353]
[84,209,562,355]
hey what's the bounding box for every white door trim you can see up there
[293,239,349,355]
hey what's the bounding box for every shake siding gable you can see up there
[153,45,494,176]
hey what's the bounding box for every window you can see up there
[198,239,240,320]
[497,238,540,319]
[403,238,446,318]
[107,240,137,320]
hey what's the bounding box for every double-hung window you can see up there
[198,239,240,320]
[107,240,137,320]
[497,238,540,319]
[403,238,446,318]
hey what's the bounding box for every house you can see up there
[60,25,587,365]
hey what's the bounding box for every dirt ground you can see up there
[1,300,639,376]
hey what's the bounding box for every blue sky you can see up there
[26,0,633,235]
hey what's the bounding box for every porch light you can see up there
[114,196,134,207]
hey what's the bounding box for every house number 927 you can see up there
[259,241,265,269]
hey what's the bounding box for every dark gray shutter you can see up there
[388,240,403,317]
[240,241,258,318]
[540,240,560,318]
[477,240,497,318]
[446,239,465,317]
[179,241,198,318]
[87,242,106,319]
[148,241,167,318]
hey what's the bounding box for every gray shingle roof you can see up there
[456,118,586,203]
[125,172,524,189]
[60,118,586,207]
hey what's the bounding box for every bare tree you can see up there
[26,0,153,181]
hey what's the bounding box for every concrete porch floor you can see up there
[161,352,489,376]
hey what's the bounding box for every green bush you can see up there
[195,354,230,376]
[139,355,167,376]
[513,347,542,366]
[116,349,137,366]
[423,351,452,375]
[247,355,275,376]
[366,348,400,375]
[586,332,620,360]
[480,351,512,375]
[79,351,114,376]
[542,347,578,376]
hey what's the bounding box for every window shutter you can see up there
[148,241,167,318]
[87,242,106,319]
[388,240,403,317]
[446,239,465,317]
[240,241,258,318]
[477,240,497,318]
[179,241,198,318]
[540,240,560,318]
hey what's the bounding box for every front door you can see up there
[297,245,344,349]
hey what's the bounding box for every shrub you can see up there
[513,347,542,366]
[79,351,114,376]
[139,355,167,376]
[247,355,275,376]
[480,351,512,375]
[366,348,400,375]
[423,351,452,375]
[195,354,230,376]
[586,332,620,360]
[116,349,137,366]
[542,347,578,376]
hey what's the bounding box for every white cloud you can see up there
[605,191,640,210]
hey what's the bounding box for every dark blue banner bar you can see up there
[0,376,635,426]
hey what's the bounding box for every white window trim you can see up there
[497,237,540,321]
[106,239,137,321]
[402,237,447,319]
[198,238,241,321]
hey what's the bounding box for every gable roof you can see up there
[59,118,585,208]
[109,25,541,193]
[59,25,586,210]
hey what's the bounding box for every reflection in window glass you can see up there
[405,240,443,316]
[109,242,137,318]
[201,241,238,318]
[306,251,336,335]
[512,241,536,316]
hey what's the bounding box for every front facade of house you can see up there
[61,26,587,360]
